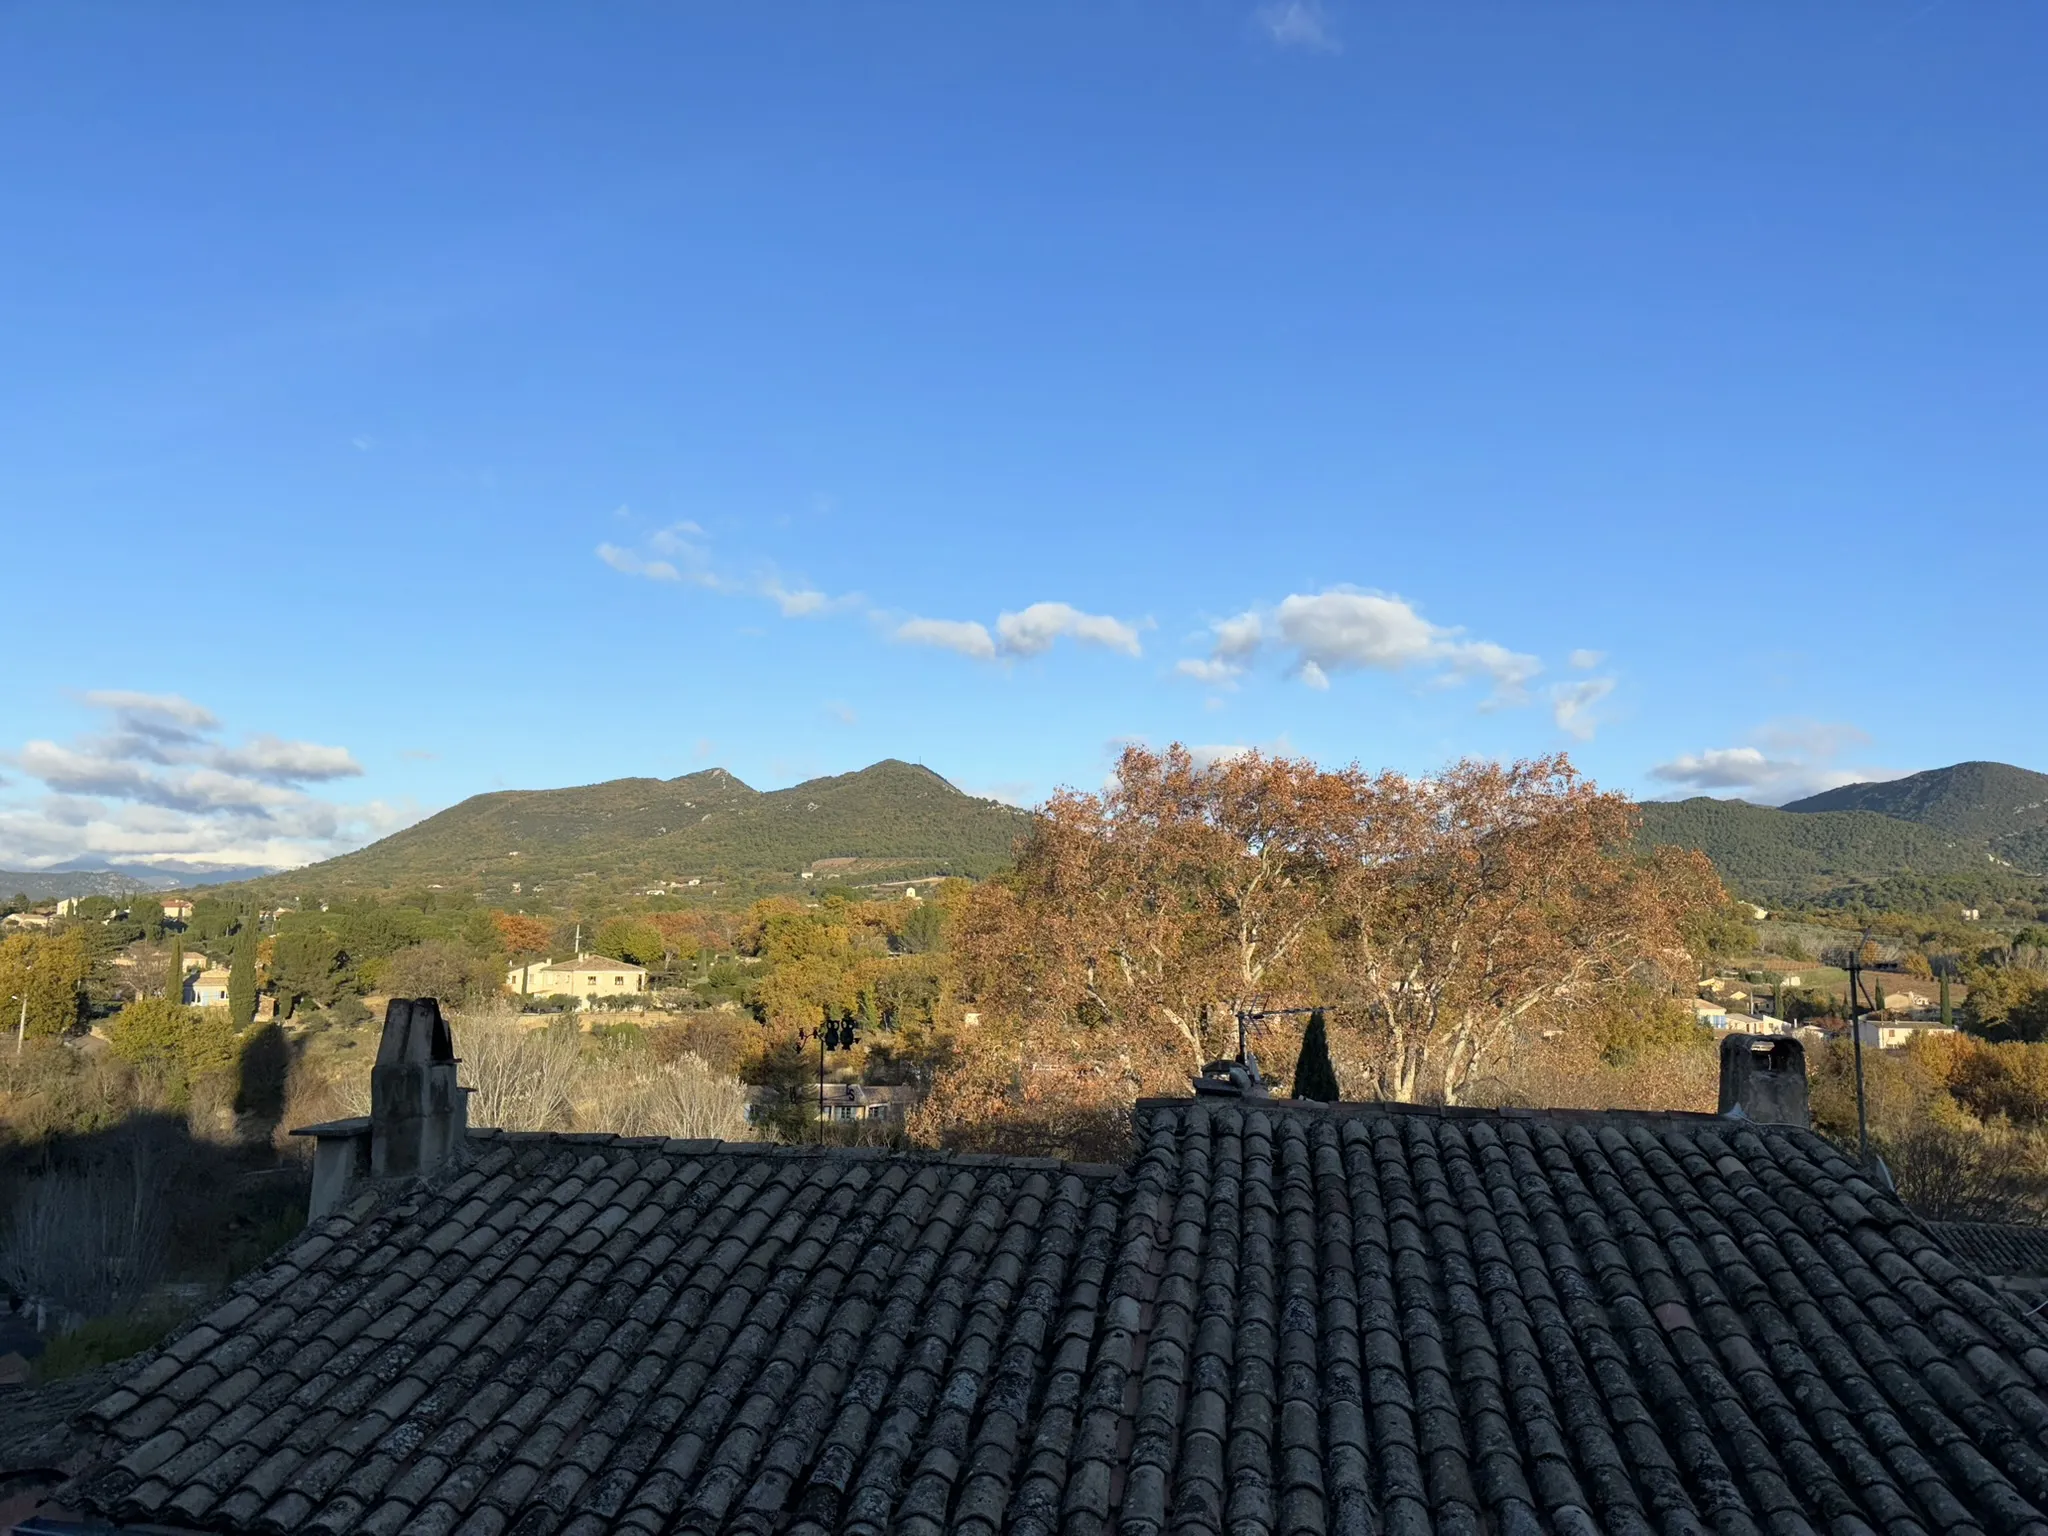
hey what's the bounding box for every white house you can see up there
[191,968,232,1007]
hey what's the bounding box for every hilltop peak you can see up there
[241,756,1026,901]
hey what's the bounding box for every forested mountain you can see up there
[1639,759,2048,911]
[256,760,1030,901]
[1783,761,2048,870]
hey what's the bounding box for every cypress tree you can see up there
[1291,1008,1341,1102]
[165,937,184,1003]
[228,913,258,1030]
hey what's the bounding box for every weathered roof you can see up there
[60,1099,2048,1536]
[1933,1220,2048,1280]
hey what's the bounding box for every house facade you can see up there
[188,968,231,1007]
[505,953,648,1002]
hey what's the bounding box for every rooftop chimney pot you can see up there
[1717,1033,1809,1127]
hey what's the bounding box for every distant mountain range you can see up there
[244,759,1030,902]
[1638,760,2048,909]
[0,864,264,902]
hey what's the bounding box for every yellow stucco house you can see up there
[506,954,648,1003]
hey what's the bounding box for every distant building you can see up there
[1855,1017,1959,1050]
[746,1083,924,1124]
[162,898,194,922]
[1691,998,1729,1028]
[192,968,232,1007]
[55,898,80,917]
[0,912,51,931]
[506,954,648,1003]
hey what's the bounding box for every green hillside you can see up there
[1636,797,1991,900]
[1638,760,2048,914]
[1783,761,2048,871]
[259,759,1031,901]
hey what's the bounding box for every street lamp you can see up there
[801,1009,861,1134]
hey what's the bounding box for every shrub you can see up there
[574,1052,751,1141]
[0,1132,173,1325]
[33,1305,186,1383]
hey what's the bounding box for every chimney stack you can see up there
[293,998,468,1219]
[1717,1033,1809,1126]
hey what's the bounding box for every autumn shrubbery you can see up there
[1809,1032,2048,1222]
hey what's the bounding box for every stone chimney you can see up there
[1717,1032,1809,1126]
[292,997,469,1219]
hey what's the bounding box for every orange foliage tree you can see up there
[491,912,554,959]
[1327,755,1722,1104]
[950,745,1722,1113]
[954,745,1366,1092]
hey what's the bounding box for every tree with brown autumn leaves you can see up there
[953,745,1365,1090]
[1326,754,1721,1104]
[948,744,1722,1117]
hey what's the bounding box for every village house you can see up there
[504,953,648,1003]
[160,898,193,923]
[188,968,232,1008]
[12,1004,2048,1535]
[1855,1016,1961,1050]
[744,1082,924,1125]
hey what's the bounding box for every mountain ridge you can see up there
[248,758,1029,901]
[1637,758,2048,910]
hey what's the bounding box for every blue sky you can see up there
[3,2,2044,872]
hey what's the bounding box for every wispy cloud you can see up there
[1550,677,1616,741]
[893,601,1144,664]
[1568,648,1606,671]
[995,602,1143,658]
[894,617,997,660]
[1177,589,1541,707]
[1256,0,1341,53]
[597,543,681,582]
[1648,719,1901,805]
[0,694,395,871]
[825,701,858,726]
[597,519,852,622]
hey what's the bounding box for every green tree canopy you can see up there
[228,914,259,1030]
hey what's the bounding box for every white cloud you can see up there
[894,601,1144,664]
[1175,657,1243,686]
[995,602,1143,658]
[211,734,362,783]
[1181,588,1542,706]
[1550,677,1616,741]
[765,581,830,618]
[894,617,998,660]
[1257,0,1340,52]
[826,702,858,726]
[596,543,680,582]
[0,695,392,871]
[600,523,847,620]
[1648,720,1901,804]
[1568,649,1606,671]
[80,690,219,740]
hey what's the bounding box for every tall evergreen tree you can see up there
[164,937,184,1003]
[228,914,258,1030]
[1291,1008,1340,1102]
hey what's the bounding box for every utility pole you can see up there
[13,993,24,1056]
[1847,935,1872,1167]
